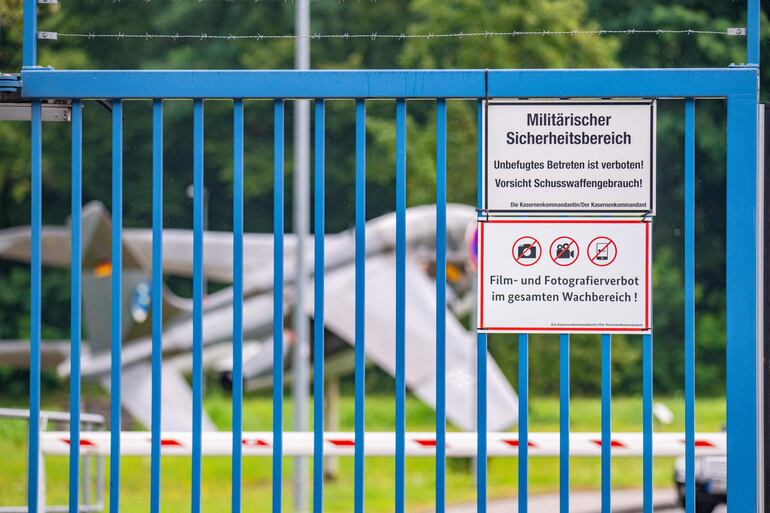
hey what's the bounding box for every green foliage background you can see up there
[0,0,769,396]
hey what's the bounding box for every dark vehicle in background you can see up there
[674,455,726,513]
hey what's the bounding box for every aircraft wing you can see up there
[0,225,71,267]
[0,201,476,289]
[122,203,476,285]
[123,229,296,284]
[0,340,73,369]
[100,360,216,431]
[0,202,150,271]
[310,253,518,432]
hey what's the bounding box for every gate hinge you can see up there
[0,74,22,96]
[0,74,71,122]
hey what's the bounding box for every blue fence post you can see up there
[642,333,653,513]
[22,0,36,67]
[395,98,407,513]
[476,332,487,513]
[601,334,611,513]
[559,334,569,513]
[684,98,696,513]
[232,99,244,513]
[313,99,326,513]
[273,99,285,513]
[435,98,447,513]
[191,99,204,513]
[150,99,164,513]
[68,99,83,513]
[747,0,760,66]
[518,334,528,513]
[725,82,760,513]
[27,100,42,513]
[354,98,366,513]
[109,100,123,513]
[475,98,487,513]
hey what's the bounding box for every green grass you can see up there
[0,392,725,512]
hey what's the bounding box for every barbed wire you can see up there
[51,27,740,42]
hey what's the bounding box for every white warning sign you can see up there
[484,100,655,214]
[478,219,651,333]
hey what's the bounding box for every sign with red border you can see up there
[478,218,651,334]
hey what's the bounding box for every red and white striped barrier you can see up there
[41,431,725,457]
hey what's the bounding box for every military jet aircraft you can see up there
[0,202,518,432]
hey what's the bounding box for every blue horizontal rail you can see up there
[20,70,484,99]
[487,68,757,98]
[19,68,757,99]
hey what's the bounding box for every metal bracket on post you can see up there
[0,101,71,122]
[0,74,22,95]
[0,73,71,122]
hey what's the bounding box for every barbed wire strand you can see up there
[52,28,737,41]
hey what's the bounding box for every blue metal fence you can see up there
[20,66,761,513]
[17,2,762,511]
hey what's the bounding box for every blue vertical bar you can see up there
[601,334,611,513]
[68,99,83,513]
[684,98,696,513]
[475,99,487,513]
[354,99,366,513]
[27,100,42,513]
[725,88,759,513]
[435,99,447,513]
[642,333,653,513]
[272,99,285,513]
[312,99,326,513]
[476,333,487,513]
[191,99,204,513]
[232,99,244,513]
[150,99,164,513]
[518,334,528,513]
[476,99,483,211]
[22,0,36,67]
[559,334,569,513]
[747,0,760,65]
[109,99,123,513]
[395,99,406,513]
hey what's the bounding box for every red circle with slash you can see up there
[549,236,579,266]
[511,236,542,266]
[588,236,618,267]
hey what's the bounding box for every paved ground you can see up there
[441,488,727,513]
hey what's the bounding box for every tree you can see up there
[1,0,765,396]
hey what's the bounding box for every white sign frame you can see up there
[483,99,656,215]
[477,218,652,334]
